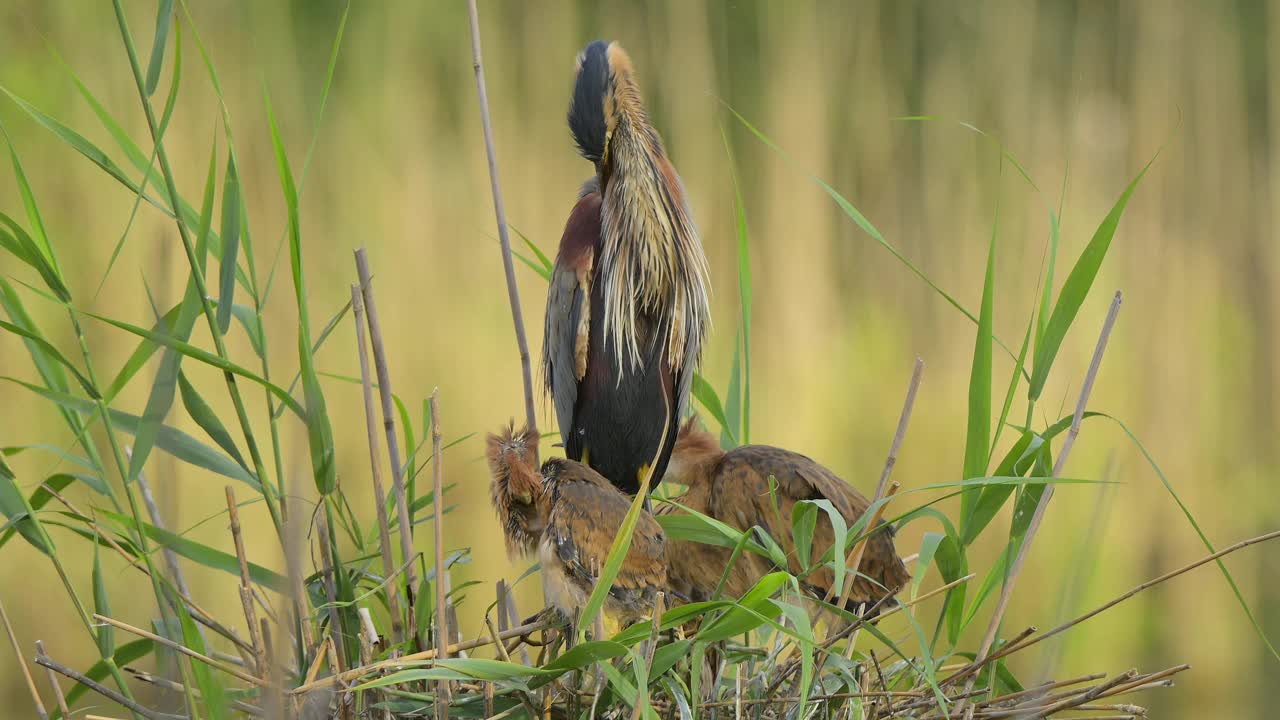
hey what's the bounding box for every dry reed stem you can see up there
[0,600,46,719]
[91,613,266,688]
[282,458,316,662]
[124,666,266,716]
[315,508,348,674]
[430,388,452,719]
[946,528,1280,690]
[225,486,264,677]
[974,673,1104,708]
[34,641,69,718]
[964,291,1123,713]
[998,668,1137,718]
[497,580,531,665]
[833,357,923,610]
[465,0,539,458]
[35,651,167,720]
[352,284,405,648]
[325,638,353,720]
[355,248,419,622]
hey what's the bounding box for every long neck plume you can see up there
[596,45,711,372]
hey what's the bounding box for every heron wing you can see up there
[544,187,602,454]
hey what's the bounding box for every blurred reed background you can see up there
[0,1,1277,717]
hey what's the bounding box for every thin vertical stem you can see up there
[0,600,46,720]
[354,249,419,626]
[225,486,264,676]
[133,455,191,597]
[352,285,405,648]
[430,388,451,718]
[465,0,539,459]
[496,580,530,666]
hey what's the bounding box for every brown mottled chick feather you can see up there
[486,425,667,628]
[659,419,910,619]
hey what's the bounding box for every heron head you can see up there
[485,423,547,555]
[568,40,649,178]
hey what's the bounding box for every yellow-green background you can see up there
[1,2,1277,717]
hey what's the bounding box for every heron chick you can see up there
[486,424,667,630]
[658,420,911,620]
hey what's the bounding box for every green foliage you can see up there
[0,6,1273,719]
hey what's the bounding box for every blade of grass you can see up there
[215,152,240,332]
[2,377,258,487]
[144,0,176,95]
[0,455,54,555]
[725,104,1028,376]
[1029,159,1155,400]
[964,292,1124,708]
[690,373,736,446]
[265,89,335,495]
[177,371,250,475]
[721,125,752,445]
[959,178,999,533]
[95,21,185,300]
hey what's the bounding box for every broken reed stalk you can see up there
[833,358,923,609]
[429,388,452,719]
[0,599,46,719]
[35,651,165,720]
[124,666,266,717]
[34,641,69,718]
[498,580,531,665]
[355,248,419,621]
[965,290,1123,707]
[465,0,539,459]
[352,284,405,648]
[225,486,265,677]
